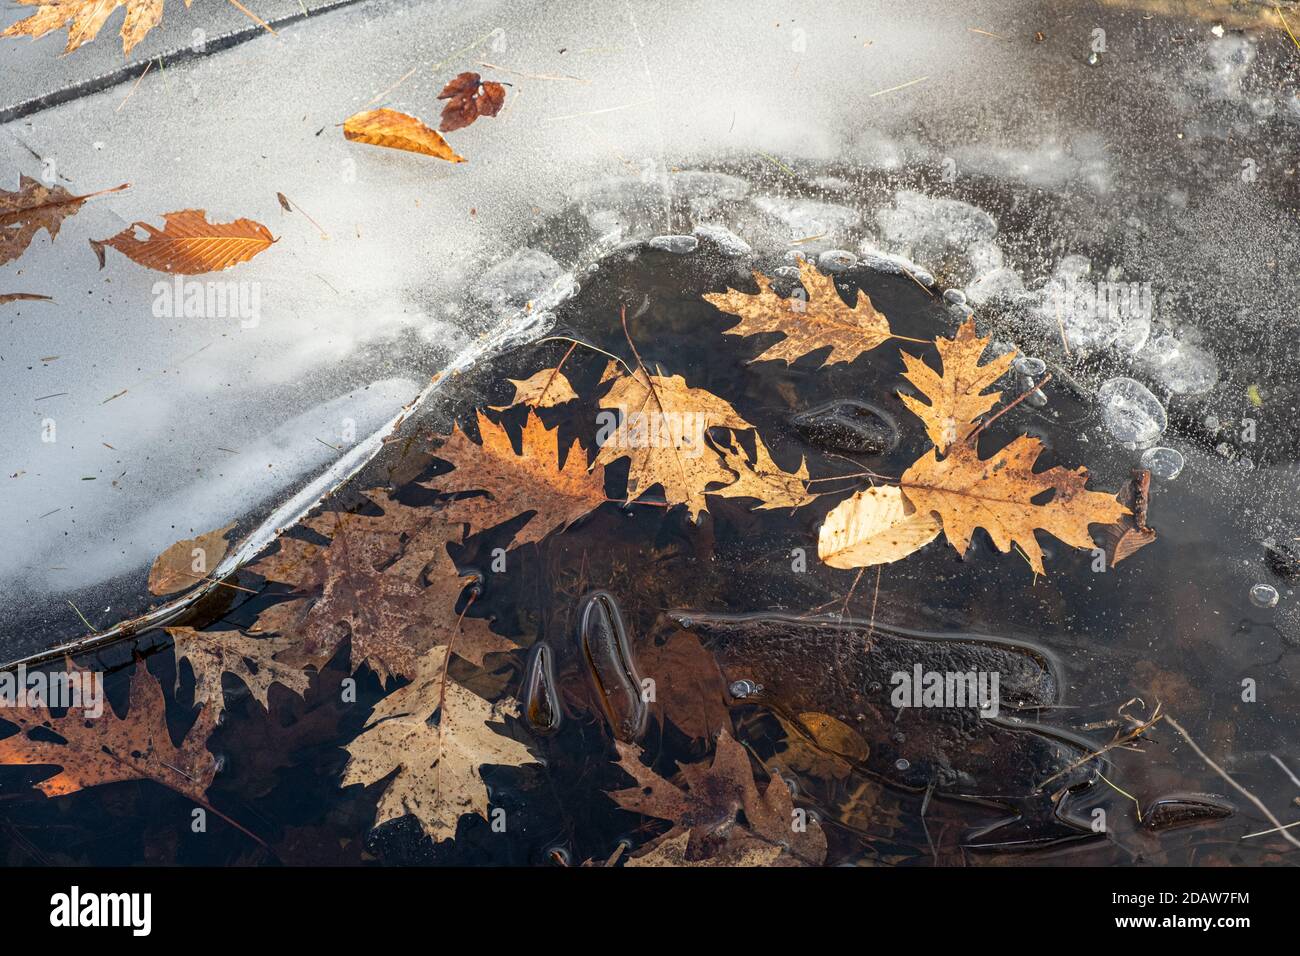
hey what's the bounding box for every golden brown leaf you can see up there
[437,71,507,132]
[596,363,810,518]
[1,176,128,267]
[147,523,234,595]
[493,367,578,408]
[776,711,872,781]
[818,485,941,568]
[167,626,311,717]
[343,109,467,162]
[90,210,276,274]
[433,410,607,548]
[0,661,216,803]
[900,436,1129,576]
[897,316,1017,452]
[702,259,891,366]
[0,0,189,55]
[341,645,534,842]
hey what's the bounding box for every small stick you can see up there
[970,371,1052,441]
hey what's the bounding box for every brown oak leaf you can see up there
[1,176,128,267]
[703,259,891,367]
[608,730,826,865]
[1,0,188,54]
[897,316,1017,452]
[432,409,607,548]
[0,661,216,804]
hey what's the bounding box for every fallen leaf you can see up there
[775,711,872,781]
[637,628,729,740]
[252,500,513,680]
[147,523,234,595]
[897,316,1016,452]
[167,626,311,717]
[623,829,783,867]
[702,259,892,366]
[0,661,216,803]
[437,71,507,132]
[341,645,534,842]
[1,176,128,266]
[1,0,189,54]
[91,210,276,274]
[343,109,466,162]
[1095,468,1157,567]
[818,485,941,568]
[494,367,578,408]
[609,730,826,865]
[900,436,1128,576]
[596,363,810,519]
[432,409,607,548]
[0,292,53,305]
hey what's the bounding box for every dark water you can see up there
[3,219,1297,866]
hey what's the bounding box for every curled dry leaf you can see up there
[432,409,607,548]
[343,109,466,163]
[0,293,53,305]
[341,645,534,843]
[1095,468,1157,567]
[609,730,826,866]
[900,436,1128,576]
[1,176,128,267]
[437,71,507,132]
[0,661,216,803]
[147,523,234,595]
[91,210,276,274]
[703,259,891,366]
[898,316,1017,452]
[818,485,941,568]
[1,0,191,55]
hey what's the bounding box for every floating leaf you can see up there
[818,485,941,568]
[703,259,891,366]
[91,210,275,274]
[900,436,1128,576]
[167,626,311,718]
[432,409,607,548]
[494,367,578,409]
[897,316,1016,452]
[343,109,466,162]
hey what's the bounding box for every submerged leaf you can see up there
[1,176,128,267]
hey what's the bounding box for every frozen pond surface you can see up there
[3,0,1300,669]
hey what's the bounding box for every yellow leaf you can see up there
[494,367,578,408]
[817,485,941,568]
[897,316,1016,452]
[1,0,192,55]
[703,259,891,366]
[343,109,467,162]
